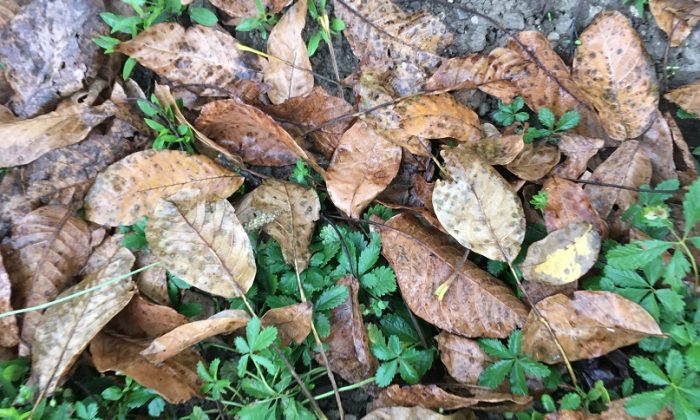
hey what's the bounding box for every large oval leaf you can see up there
[505,142,560,181]
[543,177,607,236]
[433,145,525,262]
[436,332,492,384]
[84,149,243,226]
[146,194,256,298]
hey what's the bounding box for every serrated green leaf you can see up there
[314,312,330,338]
[555,111,580,132]
[602,266,649,288]
[365,266,397,297]
[538,108,556,129]
[479,338,512,359]
[656,289,685,317]
[101,386,123,401]
[241,378,275,398]
[314,285,349,311]
[630,356,670,386]
[541,394,556,412]
[399,358,419,384]
[519,358,550,378]
[252,326,277,352]
[375,360,398,387]
[607,241,673,270]
[560,392,581,410]
[238,400,273,420]
[189,7,218,26]
[251,354,278,375]
[624,390,671,418]
[508,330,522,355]
[683,179,700,235]
[510,363,528,395]
[479,359,513,389]
[380,314,420,344]
[358,241,380,275]
[665,251,690,290]
[665,349,685,384]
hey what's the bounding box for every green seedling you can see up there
[523,108,580,143]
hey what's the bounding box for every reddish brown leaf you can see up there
[639,111,679,184]
[543,177,607,236]
[372,384,531,411]
[261,302,312,347]
[665,79,700,117]
[134,250,169,306]
[505,143,561,181]
[436,332,492,384]
[550,134,604,179]
[363,406,474,420]
[665,111,698,186]
[108,295,188,339]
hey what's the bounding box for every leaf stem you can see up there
[308,376,375,402]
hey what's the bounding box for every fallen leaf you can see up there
[550,134,604,179]
[261,302,313,347]
[650,0,700,47]
[326,120,402,218]
[520,223,601,285]
[372,384,531,411]
[436,332,492,384]
[433,145,526,262]
[141,310,249,364]
[110,80,150,133]
[264,0,313,103]
[108,295,188,339]
[505,142,561,181]
[471,129,525,166]
[639,111,679,184]
[0,254,19,348]
[0,168,39,238]
[585,140,652,219]
[0,0,18,105]
[543,177,607,236]
[0,0,105,117]
[522,291,663,364]
[0,99,114,168]
[146,193,257,298]
[543,398,673,420]
[91,333,201,403]
[116,23,264,92]
[81,234,124,276]
[134,251,169,306]
[236,179,320,270]
[363,406,474,420]
[317,276,377,383]
[84,149,243,226]
[380,214,528,338]
[522,280,577,305]
[209,0,292,24]
[665,78,700,117]
[572,11,659,140]
[665,111,698,186]
[29,247,136,394]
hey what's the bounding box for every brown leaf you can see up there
[372,384,531,411]
[91,333,201,403]
[650,0,700,47]
[522,291,662,364]
[380,214,528,338]
[146,193,256,299]
[433,146,526,262]
[326,120,402,218]
[639,111,679,184]
[572,11,659,140]
[665,111,698,186]
[0,254,19,348]
[81,234,124,276]
[585,140,652,219]
[0,0,105,117]
[543,177,607,236]
[0,99,114,168]
[236,180,320,270]
[29,248,136,394]
[134,251,169,306]
[550,134,604,179]
[108,295,188,339]
[363,406,475,420]
[84,149,243,226]
[0,168,39,238]
[543,398,673,420]
[261,302,313,347]
[436,332,492,384]
[209,0,291,24]
[141,310,249,364]
[317,276,377,383]
[264,87,354,158]
[471,128,525,166]
[505,142,561,181]
[264,0,313,103]
[116,23,263,92]
[665,78,700,117]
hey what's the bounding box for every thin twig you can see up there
[563,177,678,193]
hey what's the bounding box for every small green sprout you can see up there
[307,0,346,56]
[236,0,280,40]
[523,108,580,143]
[492,96,529,126]
[530,191,548,211]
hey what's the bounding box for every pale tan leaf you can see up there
[550,134,604,179]
[505,143,561,181]
[141,310,249,364]
[363,406,475,420]
[108,295,188,339]
[639,111,679,184]
[0,100,114,168]
[380,214,527,338]
[433,145,525,262]
[470,128,524,166]
[261,302,312,347]
[84,149,243,226]
[572,11,659,140]
[326,120,402,218]
[372,384,531,411]
[650,0,700,47]
[522,291,662,364]
[132,251,169,306]
[91,333,202,403]
[436,332,492,384]
[209,0,292,24]
[543,177,607,237]
[665,79,700,117]
[0,254,19,348]
[146,195,256,298]
[29,248,136,394]
[236,180,320,270]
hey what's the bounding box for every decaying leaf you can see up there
[372,384,532,411]
[0,0,105,117]
[433,145,526,262]
[520,223,601,285]
[0,99,114,168]
[380,214,528,338]
[84,149,243,226]
[543,177,607,236]
[141,310,249,364]
[116,23,263,92]
[317,276,377,383]
[550,134,604,179]
[665,79,700,117]
[208,0,292,24]
[261,302,313,347]
[236,180,320,270]
[81,234,124,276]
[544,398,673,420]
[108,295,188,339]
[572,11,659,140]
[91,333,201,403]
[665,111,698,186]
[639,111,679,184]
[436,332,492,384]
[326,121,402,218]
[522,291,663,364]
[264,0,313,103]
[134,250,169,306]
[471,128,524,166]
[505,143,561,181]
[363,406,474,420]
[0,254,19,348]
[650,0,700,47]
[29,248,136,394]
[147,193,256,298]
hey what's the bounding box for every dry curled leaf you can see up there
[520,223,601,285]
[665,111,698,186]
[543,177,607,236]
[363,406,474,420]
[317,276,377,383]
[264,0,313,104]
[84,149,243,226]
[665,79,700,117]
[29,248,136,394]
[147,193,256,299]
[650,0,700,47]
[108,295,188,339]
[433,145,526,262]
[505,142,561,181]
[141,310,249,364]
[550,134,604,179]
[639,111,679,184]
[91,333,201,403]
[572,11,659,140]
[0,99,114,168]
[522,291,663,364]
[0,254,19,348]
[471,128,524,166]
[209,0,291,24]
[436,332,492,384]
[134,250,169,306]
[236,180,320,270]
[372,384,532,411]
[261,302,313,347]
[544,398,673,420]
[326,121,402,219]
[380,214,527,338]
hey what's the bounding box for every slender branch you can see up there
[563,177,678,194]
